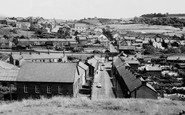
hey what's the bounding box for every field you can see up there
[102,24,185,35]
[0,97,185,115]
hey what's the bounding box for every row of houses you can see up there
[0,55,100,100]
[112,57,158,99]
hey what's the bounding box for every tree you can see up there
[180,46,185,53]
[94,39,100,44]
[57,27,70,39]
[102,28,113,41]
[12,38,19,45]
[143,45,157,55]
[163,48,181,54]
[148,39,153,46]
[171,42,179,47]
[161,39,168,49]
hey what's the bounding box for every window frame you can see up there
[35,85,40,93]
[58,86,62,94]
[47,86,52,94]
[24,85,28,93]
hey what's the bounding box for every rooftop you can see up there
[119,46,135,50]
[0,69,19,81]
[113,57,142,92]
[0,60,19,70]
[17,63,77,83]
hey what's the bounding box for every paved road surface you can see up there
[91,62,115,100]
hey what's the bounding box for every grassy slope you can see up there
[101,24,182,34]
[0,97,185,115]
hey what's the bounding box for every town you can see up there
[0,15,185,103]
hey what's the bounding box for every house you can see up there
[0,38,12,49]
[6,19,17,27]
[12,53,68,66]
[0,61,19,100]
[18,38,78,48]
[120,56,140,70]
[77,35,88,45]
[74,23,89,32]
[0,19,7,24]
[16,22,31,30]
[0,60,19,70]
[118,46,136,54]
[78,61,89,83]
[112,57,158,99]
[124,36,136,42]
[141,64,162,78]
[98,34,109,48]
[85,57,99,78]
[167,56,185,64]
[16,62,85,100]
[131,79,158,99]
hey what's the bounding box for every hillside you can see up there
[0,97,185,115]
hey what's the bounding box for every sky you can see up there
[0,0,185,20]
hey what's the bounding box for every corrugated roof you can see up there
[17,63,77,83]
[0,60,19,70]
[114,57,142,92]
[0,70,19,81]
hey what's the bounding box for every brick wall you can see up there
[17,82,73,100]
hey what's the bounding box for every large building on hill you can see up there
[16,62,87,100]
[112,57,158,99]
[74,23,89,32]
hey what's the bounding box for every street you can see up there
[91,62,115,100]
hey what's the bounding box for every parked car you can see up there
[96,83,102,88]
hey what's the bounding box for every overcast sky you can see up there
[0,0,184,19]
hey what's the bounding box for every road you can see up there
[91,62,115,100]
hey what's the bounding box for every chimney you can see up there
[76,61,80,75]
[142,81,147,85]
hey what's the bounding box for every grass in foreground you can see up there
[0,97,185,115]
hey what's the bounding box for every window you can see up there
[47,86,52,94]
[24,85,28,93]
[35,85,39,93]
[58,86,62,94]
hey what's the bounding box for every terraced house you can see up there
[112,57,158,99]
[16,62,87,100]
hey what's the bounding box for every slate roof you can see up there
[0,70,19,81]
[17,63,77,83]
[113,57,125,68]
[114,57,142,92]
[0,60,19,70]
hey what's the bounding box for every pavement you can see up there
[91,61,115,100]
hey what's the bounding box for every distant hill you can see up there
[141,13,185,18]
[0,97,185,115]
[136,13,185,28]
[77,18,121,25]
[168,14,185,18]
